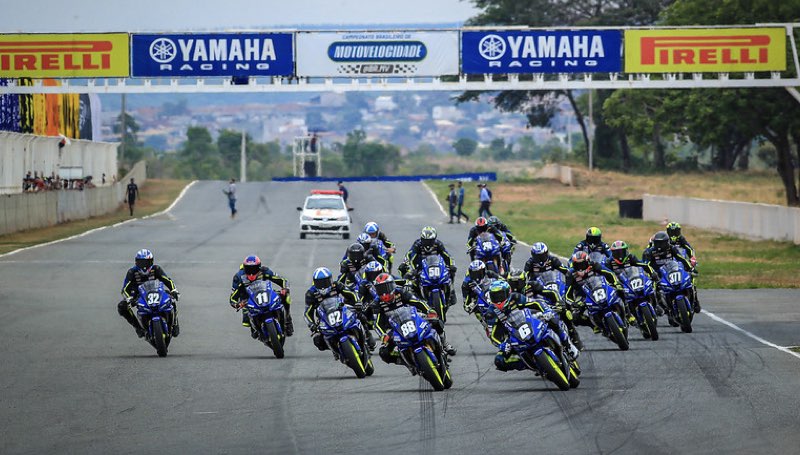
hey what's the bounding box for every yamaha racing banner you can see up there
[461,30,622,74]
[131,33,294,77]
[296,31,459,77]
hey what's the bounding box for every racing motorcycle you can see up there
[657,259,695,333]
[581,275,629,350]
[531,270,583,350]
[387,306,452,391]
[316,296,374,378]
[616,266,659,341]
[241,280,288,358]
[502,307,580,391]
[134,279,178,357]
[418,254,453,324]
[474,233,507,276]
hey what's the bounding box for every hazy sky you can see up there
[0,0,481,32]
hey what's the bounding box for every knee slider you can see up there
[494,354,509,371]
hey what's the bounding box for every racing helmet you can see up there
[420,226,437,248]
[475,217,488,232]
[356,232,373,246]
[374,273,396,303]
[653,231,670,252]
[530,242,549,265]
[488,280,511,311]
[585,226,602,247]
[487,216,500,228]
[571,251,590,273]
[135,249,154,273]
[666,222,682,242]
[364,221,380,239]
[243,255,262,281]
[364,261,384,282]
[507,268,526,294]
[468,260,486,281]
[312,267,333,292]
[610,240,629,265]
[347,243,366,265]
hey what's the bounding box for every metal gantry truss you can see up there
[1,23,798,94]
[292,136,321,178]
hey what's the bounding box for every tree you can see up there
[453,137,478,156]
[341,129,401,176]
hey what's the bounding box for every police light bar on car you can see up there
[310,190,343,195]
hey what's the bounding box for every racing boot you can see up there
[242,312,250,328]
[365,329,377,351]
[135,326,146,338]
[441,332,457,356]
[172,319,180,337]
[285,314,294,337]
[692,288,702,313]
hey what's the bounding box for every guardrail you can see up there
[643,194,800,244]
[273,172,497,182]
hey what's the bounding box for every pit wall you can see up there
[0,161,145,236]
[643,194,800,245]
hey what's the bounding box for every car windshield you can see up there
[306,198,344,210]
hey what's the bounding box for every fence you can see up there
[643,194,800,245]
[0,161,145,236]
[273,172,497,182]
[0,132,118,195]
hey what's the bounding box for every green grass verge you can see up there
[0,179,189,255]
[427,179,800,289]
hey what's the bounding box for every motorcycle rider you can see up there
[304,267,375,351]
[461,260,501,317]
[370,273,456,365]
[399,226,457,306]
[364,221,396,271]
[485,280,579,371]
[487,216,516,264]
[467,217,506,261]
[524,242,569,284]
[354,233,388,270]
[338,243,372,289]
[506,268,526,294]
[608,240,664,317]
[230,255,293,336]
[643,231,700,313]
[572,226,612,260]
[565,251,628,330]
[119,249,179,338]
[667,222,698,266]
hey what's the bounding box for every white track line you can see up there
[703,310,800,360]
[0,180,197,259]
[421,181,448,217]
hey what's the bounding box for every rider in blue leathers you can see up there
[230,255,293,336]
[119,249,179,338]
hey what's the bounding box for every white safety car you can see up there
[297,190,352,239]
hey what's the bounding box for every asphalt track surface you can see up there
[1,181,800,455]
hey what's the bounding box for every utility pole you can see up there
[240,129,247,183]
[588,89,593,171]
[120,93,126,164]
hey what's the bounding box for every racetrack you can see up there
[1,180,799,454]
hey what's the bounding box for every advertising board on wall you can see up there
[296,31,459,77]
[624,28,786,73]
[0,33,129,78]
[461,30,622,74]
[131,33,294,77]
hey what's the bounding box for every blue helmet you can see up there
[356,232,372,246]
[364,221,380,238]
[530,242,549,265]
[135,249,154,272]
[468,259,486,280]
[364,260,384,282]
[312,267,332,291]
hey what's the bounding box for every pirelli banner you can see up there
[625,28,786,73]
[0,33,130,78]
[296,31,459,77]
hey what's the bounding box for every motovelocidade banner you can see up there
[296,31,459,77]
[131,32,294,77]
[0,33,129,78]
[461,30,622,74]
[624,28,786,73]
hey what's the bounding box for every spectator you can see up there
[478,183,493,218]
[338,181,349,206]
[126,178,139,216]
[223,178,237,219]
[102,173,106,185]
[456,180,469,223]
[447,183,458,223]
[310,133,318,153]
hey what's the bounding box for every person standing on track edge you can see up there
[337,181,349,206]
[456,180,469,223]
[126,178,139,216]
[478,183,492,218]
[447,183,458,223]
[223,178,237,219]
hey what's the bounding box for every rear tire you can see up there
[365,359,375,376]
[605,314,629,351]
[568,364,581,389]
[676,298,693,333]
[641,305,659,341]
[153,321,168,357]
[534,350,570,391]
[342,339,367,378]
[415,350,445,391]
[265,321,285,359]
